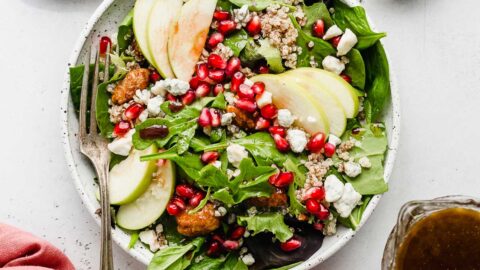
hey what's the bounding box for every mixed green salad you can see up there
[70,0,390,268]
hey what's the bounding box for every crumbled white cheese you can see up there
[322,56,345,75]
[139,230,161,252]
[227,143,248,168]
[224,92,237,105]
[147,95,164,116]
[358,157,371,168]
[155,224,163,233]
[152,79,189,96]
[107,129,135,156]
[212,161,222,169]
[323,214,337,236]
[286,129,308,153]
[344,161,362,178]
[138,109,149,122]
[324,174,344,202]
[242,253,256,266]
[328,134,342,146]
[134,89,151,105]
[337,28,358,56]
[323,25,343,40]
[256,91,273,108]
[277,109,295,127]
[334,183,362,218]
[221,112,235,126]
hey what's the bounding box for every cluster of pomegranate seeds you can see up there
[303,186,329,220]
[268,171,294,188]
[198,108,222,128]
[280,238,302,252]
[167,184,205,215]
[124,103,144,121]
[99,36,112,55]
[312,20,325,38]
[206,225,247,257]
[306,132,336,157]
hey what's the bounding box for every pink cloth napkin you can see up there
[0,223,75,270]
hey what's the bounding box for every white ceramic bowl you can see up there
[60,1,400,268]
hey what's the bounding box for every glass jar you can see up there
[382,195,480,270]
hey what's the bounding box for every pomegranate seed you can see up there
[208,32,225,48]
[273,134,290,152]
[341,74,352,84]
[238,84,255,100]
[212,234,225,244]
[201,151,220,163]
[196,63,209,80]
[150,71,161,82]
[225,57,242,77]
[213,84,224,96]
[207,241,221,256]
[331,36,341,48]
[218,20,237,35]
[260,104,278,119]
[258,65,269,74]
[307,132,327,153]
[280,238,302,252]
[231,71,245,92]
[312,20,325,38]
[172,197,186,210]
[99,36,112,55]
[324,143,336,157]
[306,199,321,214]
[223,240,239,250]
[269,172,294,188]
[210,109,221,127]
[213,10,230,21]
[124,103,144,120]
[189,192,205,208]
[235,99,257,113]
[246,15,261,36]
[313,222,324,231]
[208,54,227,69]
[166,93,177,102]
[181,90,196,105]
[307,187,326,201]
[198,108,212,127]
[230,226,246,240]
[208,69,225,83]
[251,82,265,95]
[169,101,184,112]
[166,202,181,216]
[255,117,271,130]
[269,126,286,137]
[189,76,200,89]
[113,121,131,136]
[196,83,211,97]
[315,204,330,220]
[176,184,195,199]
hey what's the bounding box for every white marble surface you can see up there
[1,0,479,269]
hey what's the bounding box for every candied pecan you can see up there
[248,189,288,208]
[226,105,256,130]
[176,203,221,237]
[111,68,150,105]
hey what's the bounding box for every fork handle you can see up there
[95,162,114,270]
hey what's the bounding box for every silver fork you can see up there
[79,45,114,270]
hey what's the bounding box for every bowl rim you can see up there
[60,0,401,268]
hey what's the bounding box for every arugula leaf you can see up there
[188,256,226,270]
[290,15,336,68]
[210,92,227,110]
[331,0,386,50]
[237,213,293,242]
[228,0,277,11]
[302,2,334,31]
[209,128,226,143]
[128,231,139,249]
[176,123,197,154]
[362,42,390,122]
[234,132,290,166]
[142,147,204,180]
[337,196,372,229]
[224,30,249,57]
[117,9,134,54]
[284,158,307,217]
[223,253,248,270]
[197,165,230,188]
[344,48,366,90]
[148,238,205,270]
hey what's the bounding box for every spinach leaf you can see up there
[362,42,390,122]
[97,77,123,138]
[117,9,134,55]
[331,0,386,50]
[224,29,249,57]
[302,2,333,31]
[210,92,227,110]
[142,147,204,180]
[159,215,184,246]
[188,256,225,270]
[132,118,170,150]
[69,65,87,113]
[284,158,307,217]
[234,132,290,166]
[228,0,277,11]
[337,196,372,229]
[240,39,264,65]
[217,0,234,11]
[344,48,366,90]
[177,123,197,154]
[257,39,285,73]
[237,213,293,242]
[290,15,336,68]
[223,253,248,270]
[148,238,205,270]
[197,165,230,188]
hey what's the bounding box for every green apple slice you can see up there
[289,68,360,118]
[168,0,217,81]
[251,74,330,135]
[282,73,347,136]
[147,0,182,78]
[109,145,158,205]
[116,160,175,230]
[133,0,156,66]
